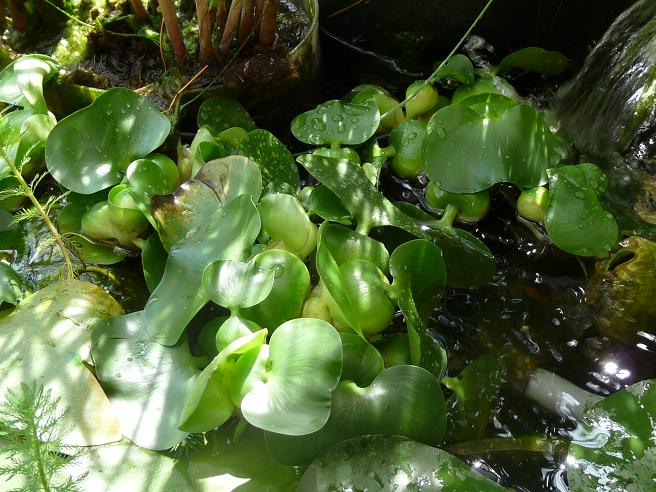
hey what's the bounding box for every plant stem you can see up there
[219,0,243,59]
[158,0,189,66]
[130,0,149,21]
[380,0,495,121]
[197,0,217,64]
[239,0,255,47]
[259,0,277,46]
[30,412,51,492]
[5,159,74,279]
[436,203,459,228]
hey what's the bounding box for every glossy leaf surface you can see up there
[240,318,343,435]
[237,129,299,190]
[291,100,380,146]
[46,88,170,193]
[266,365,447,465]
[91,311,199,450]
[423,103,567,193]
[545,163,619,257]
[497,47,569,76]
[197,96,257,135]
[297,435,506,491]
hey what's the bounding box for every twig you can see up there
[77,265,121,286]
[325,0,366,20]
[167,64,209,113]
[159,18,167,71]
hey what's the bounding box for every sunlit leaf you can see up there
[46,88,171,194]
[266,365,447,465]
[237,129,299,190]
[291,100,380,146]
[197,96,257,135]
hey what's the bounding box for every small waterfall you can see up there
[556,0,656,163]
[556,0,656,238]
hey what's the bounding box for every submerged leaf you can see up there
[297,435,506,491]
[568,379,656,492]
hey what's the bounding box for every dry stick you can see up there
[130,0,149,21]
[159,18,167,70]
[196,0,215,64]
[259,0,277,46]
[325,0,366,20]
[167,64,209,113]
[158,0,189,66]
[238,0,255,48]
[219,0,243,59]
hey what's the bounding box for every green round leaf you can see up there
[545,163,619,257]
[237,129,299,190]
[195,155,263,205]
[241,249,311,330]
[497,47,569,76]
[197,96,257,135]
[298,435,506,491]
[0,262,26,305]
[91,310,200,450]
[291,100,380,146]
[423,103,567,193]
[451,76,520,105]
[390,119,427,179]
[266,365,447,465]
[203,258,276,311]
[568,379,656,492]
[240,318,343,435]
[46,87,171,193]
[107,184,149,232]
[126,154,180,226]
[304,185,351,224]
[321,222,390,273]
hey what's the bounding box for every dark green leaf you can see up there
[46,88,171,193]
[297,435,507,491]
[443,355,509,442]
[0,262,26,305]
[142,233,167,293]
[339,332,384,387]
[390,240,448,379]
[197,96,257,135]
[545,163,619,257]
[497,47,569,76]
[298,153,426,236]
[304,185,351,224]
[433,54,476,85]
[237,129,299,190]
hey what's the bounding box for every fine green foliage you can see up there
[544,163,619,256]
[0,382,85,492]
[297,435,507,491]
[567,379,656,491]
[45,88,171,194]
